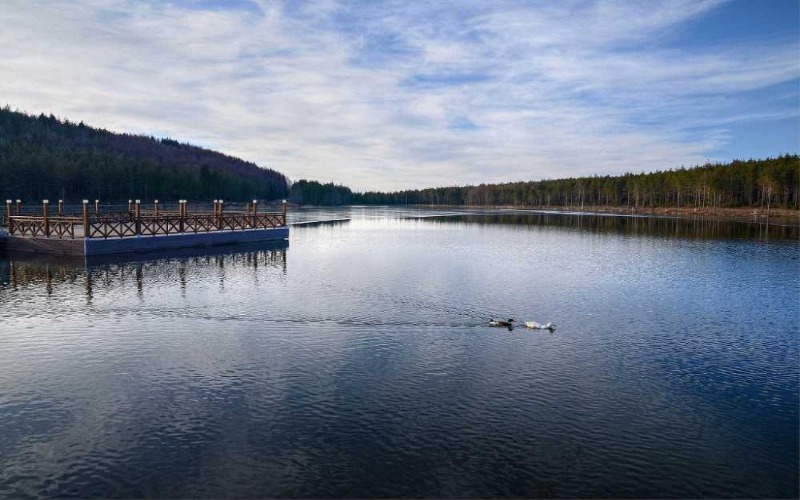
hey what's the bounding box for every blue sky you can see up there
[0,0,797,191]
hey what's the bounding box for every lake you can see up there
[0,207,797,498]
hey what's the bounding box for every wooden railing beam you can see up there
[4,197,285,240]
[42,200,50,237]
[82,200,89,238]
[135,199,141,236]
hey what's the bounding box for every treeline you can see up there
[289,179,354,205]
[355,155,798,210]
[2,107,796,210]
[0,107,289,202]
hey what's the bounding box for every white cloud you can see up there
[0,0,796,191]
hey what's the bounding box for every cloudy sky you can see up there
[1,0,797,191]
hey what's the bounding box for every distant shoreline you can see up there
[529,205,800,227]
[340,204,800,228]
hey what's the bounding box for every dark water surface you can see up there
[1,208,798,498]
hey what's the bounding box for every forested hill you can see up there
[0,107,289,202]
[353,155,798,210]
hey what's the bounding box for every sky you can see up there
[0,0,797,192]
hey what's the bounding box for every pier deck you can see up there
[1,199,288,256]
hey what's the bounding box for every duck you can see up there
[525,320,556,330]
[489,318,515,330]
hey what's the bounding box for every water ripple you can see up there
[0,209,797,498]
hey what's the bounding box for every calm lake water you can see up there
[0,207,798,498]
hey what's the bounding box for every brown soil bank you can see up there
[545,206,800,227]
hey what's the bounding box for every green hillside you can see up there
[0,107,289,202]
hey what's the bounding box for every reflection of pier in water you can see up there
[0,241,288,300]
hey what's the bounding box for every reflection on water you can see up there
[289,205,799,240]
[0,242,288,300]
[422,211,799,240]
[0,209,797,499]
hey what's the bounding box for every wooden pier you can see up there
[1,199,289,256]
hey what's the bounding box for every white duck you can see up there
[525,320,556,330]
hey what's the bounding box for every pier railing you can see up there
[85,213,286,238]
[8,216,82,238]
[3,199,287,239]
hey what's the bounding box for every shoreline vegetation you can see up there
[290,155,799,227]
[287,203,799,228]
[1,107,797,228]
[512,205,799,226]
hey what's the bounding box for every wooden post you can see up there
[42,200,50,237]
[4,200,10,227]
[282,199,287,226]
[82,200,89,238]
[252,199,258,228]
[218,200,224,230]
[135,199,141,235]
[16,199,21,215]
[154,199,159,217]
[179,199,185,232]
[128,200,132,217]
[58,199,63,216]
[94,199,100,215]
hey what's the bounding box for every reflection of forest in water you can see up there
[429,212,799,240]
[0,243,287,295]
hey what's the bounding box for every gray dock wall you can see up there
[0,227,289,256]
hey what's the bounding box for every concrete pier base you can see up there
[0,227,289,256]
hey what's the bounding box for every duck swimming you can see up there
[489,318,515,330]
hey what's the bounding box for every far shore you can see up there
[529,205,799,227]
[338,204,799,228]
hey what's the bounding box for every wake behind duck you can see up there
[488,318,556,331]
